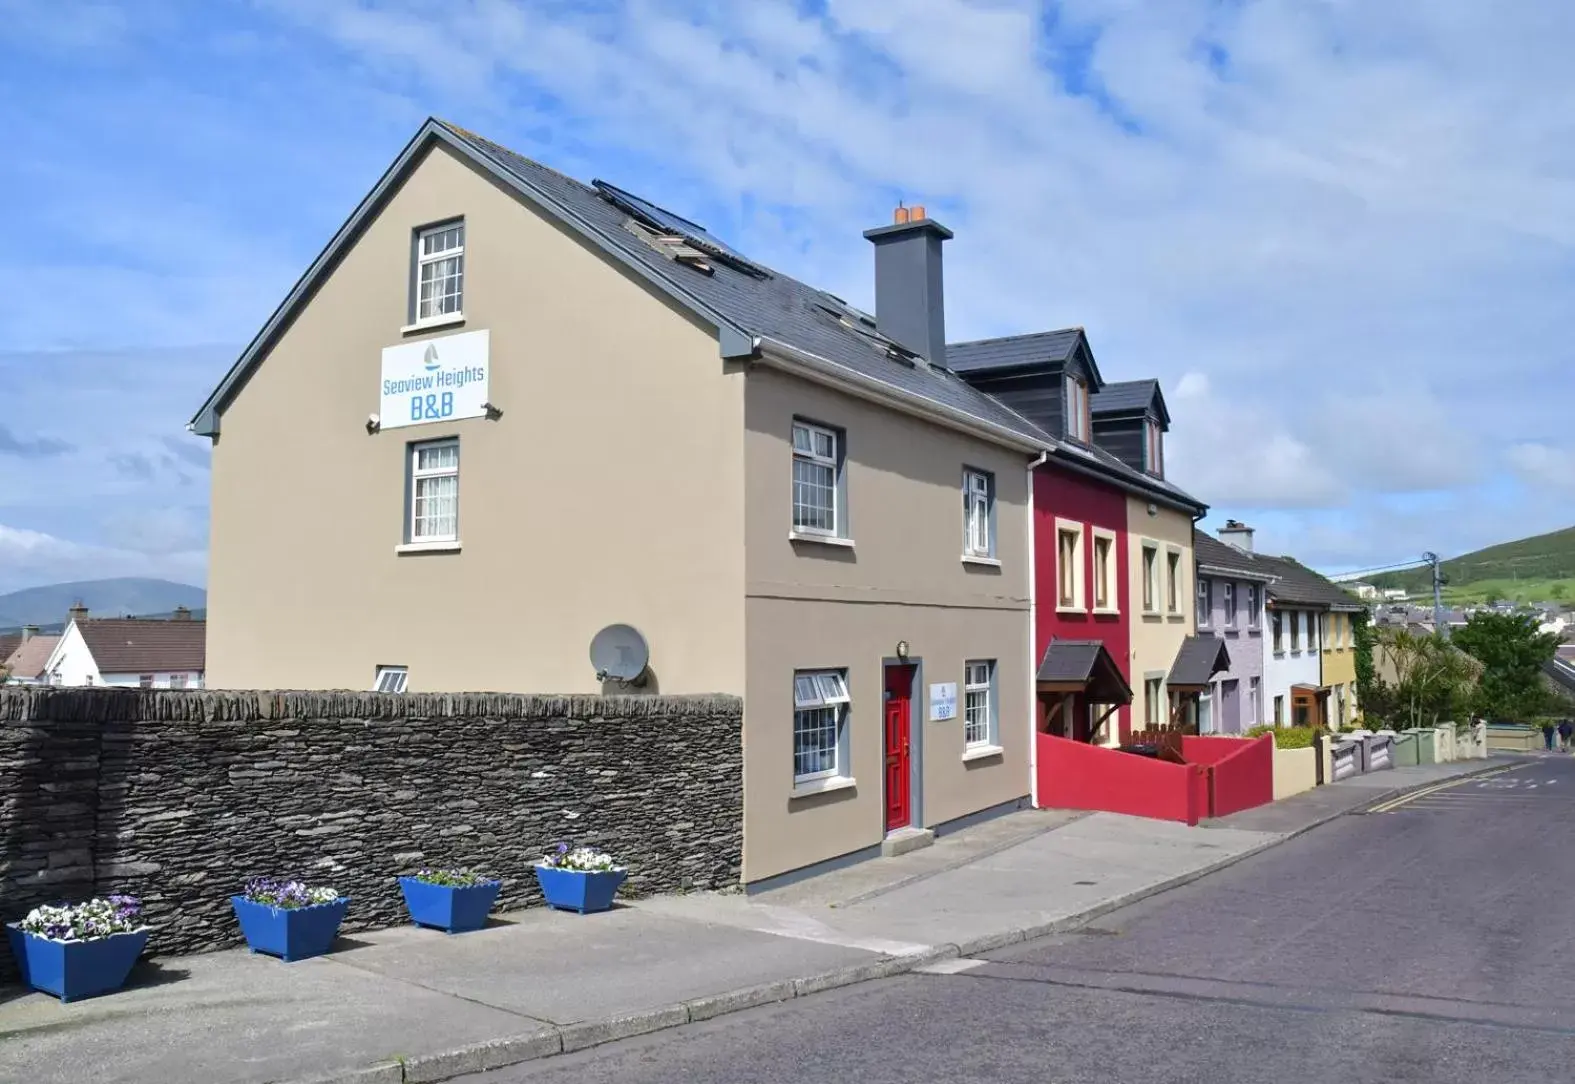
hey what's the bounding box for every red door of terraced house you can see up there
[884,665,915,832]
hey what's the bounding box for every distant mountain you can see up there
[0,578,207,630]
[1369,526,1575,594]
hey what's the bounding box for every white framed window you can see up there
[1197,577,1212,627]
[791,421,841,537]
[1166,549,1182,614]
[1248,585,1261,628]
[374,666,409,693]
[169,674,188,690]
[1141,544,1159,613]
[1145,420,1163,476]
[1248,677,1260,727]
[964,660,995,747]
[1092,529,1116,610]
[793,669,850,782]
[408,439,460,542]
[1144,677,1163,727]
[1056,520,1085,610]
[1272,610,1284,654]
[1223,582,1237,627]
[1065,375,1089,441]
[1290,611,1302,652]
[963,468,994,558]
[1273,694,1284,726]
[414,221,465,322]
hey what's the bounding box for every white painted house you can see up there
[42,606,206,689]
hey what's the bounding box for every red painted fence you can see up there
[1036,734,1209,825]
[1186,734,1275,817]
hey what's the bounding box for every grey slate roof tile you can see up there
[1091,379,1159,415]
[1036,639,1132,703]
[946,329,1082,373]
[1168,635,1231,688]
[442,124,1057,449]
[1259,555,1364,610]
[1194,531,1278,581]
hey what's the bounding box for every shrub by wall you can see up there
[0,689,742,978]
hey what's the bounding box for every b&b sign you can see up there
[379,330,490,430]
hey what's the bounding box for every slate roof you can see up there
[1036,639,1132,703]
[945,329,1083,373]
[1168,635,1232,689]
[4,634,60,681]
[1052,436,1206,514]
[1091,378,1163,419]
[1259,556,1364,611]
[77,619,205,675]
[1193,532,1278,582]
[191,119,1056,453]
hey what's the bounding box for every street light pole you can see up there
[1424,551,1446,639]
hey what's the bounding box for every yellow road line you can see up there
[1367,765,1523,814]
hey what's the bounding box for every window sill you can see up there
[400,312,466,335]
[789,532,855,548]
[396,540,462,555]
[962,744,1005,762]
[790,775,856,798]
[1092,606,1120,616]
[1166,613,1186,622]
[961,554,1002,568]
[1056,604,1087,616]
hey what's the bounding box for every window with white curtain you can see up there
[414,221,465,321]
[409,439,459,542]
[791,421,840,536]
[793,670,850,782]
[963,469,994,557]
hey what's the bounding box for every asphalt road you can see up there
[478,757,1575,1084]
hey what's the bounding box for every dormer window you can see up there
[1066,375,1089,441]
[1145,419,1164,476]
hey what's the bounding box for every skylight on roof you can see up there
[592,180,769,280]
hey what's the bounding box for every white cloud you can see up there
[0,523,205,596]
[1506,443,1575,496]
[6,0,1574,576]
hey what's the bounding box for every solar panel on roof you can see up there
[592,180,770,279]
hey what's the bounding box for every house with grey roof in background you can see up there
[40,605,205,688]
[1193,528,1278,733]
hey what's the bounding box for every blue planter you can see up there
[399,877,502,933]
[231,896,349,961]
[533,865,627,914]
[5,924,151,1002]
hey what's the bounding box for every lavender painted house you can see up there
[1192,528,1277,734]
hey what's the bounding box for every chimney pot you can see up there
[909,204,925,220]
[893,206,910,224]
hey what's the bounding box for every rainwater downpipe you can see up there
[1027,448,1049,808]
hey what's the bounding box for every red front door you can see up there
[884,665,915,832]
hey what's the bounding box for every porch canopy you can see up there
[1037,639,1133,702]
[1166,635,1232,692]
[1037,639,1132,743]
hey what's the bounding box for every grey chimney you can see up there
[1218,519,1255,553]
[172,606,191,621]
[67,602,88,624]
[863,205,952,368]
[20,624,37,642]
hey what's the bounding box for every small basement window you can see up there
[374,666,409,694]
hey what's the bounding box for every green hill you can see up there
[0,578,207,630]
[1370,526,1575,598]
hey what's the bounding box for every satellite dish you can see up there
[590,624,650,686]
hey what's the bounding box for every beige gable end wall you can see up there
[741,366,1032,882]
[1127,497,1195,725]
[207,144,746,694]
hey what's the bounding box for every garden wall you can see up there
[0,688,742,979]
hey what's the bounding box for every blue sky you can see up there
[2,0,1573,593]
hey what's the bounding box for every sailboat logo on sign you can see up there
[423,344,441,371]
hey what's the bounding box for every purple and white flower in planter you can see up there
[533,844,627,914]
[231,878,349,962]
[7,895,151,1002]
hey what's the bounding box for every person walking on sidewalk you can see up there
[1561,719,1574,752]
[1542,720,1558,751]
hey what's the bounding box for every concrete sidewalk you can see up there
[0,757,1514,1084]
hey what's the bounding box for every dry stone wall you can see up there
[0,689,742,979]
